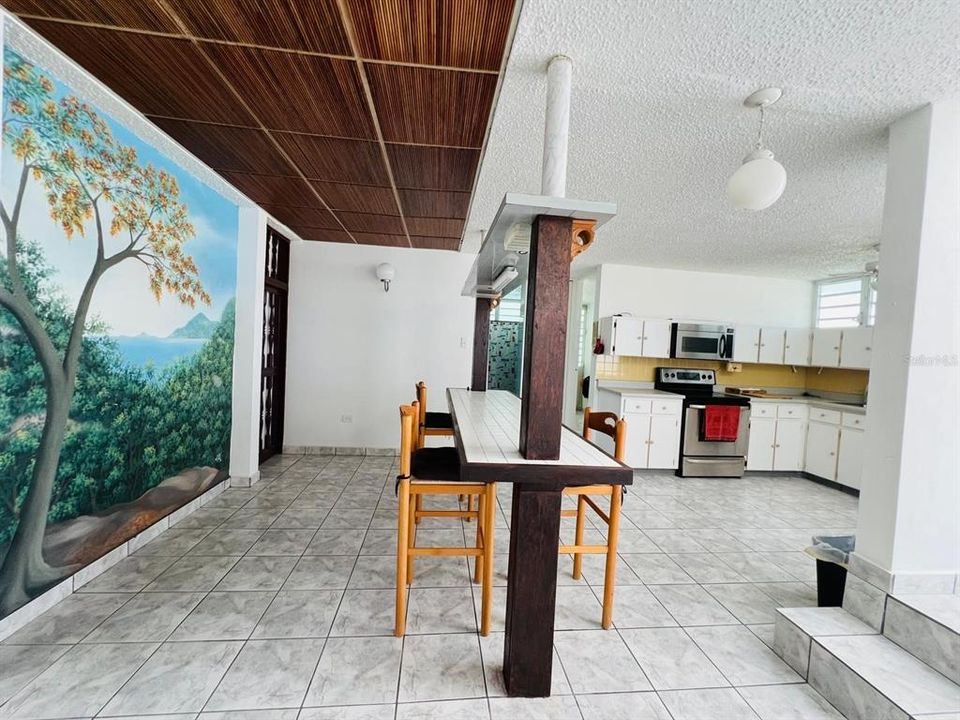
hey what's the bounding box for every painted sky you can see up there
[1,47,238,338]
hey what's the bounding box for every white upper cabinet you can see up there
[597,316,670,358]
[733,325,761,363]
[641,319,672,359]
[758,327,786,364]
[783,328,812,366]
[840,326,874,369]
[810,328,843,367]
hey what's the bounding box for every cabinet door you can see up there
[810,328,842,367]
[773,419,805,471]
[840,326,874,369]
[647,413,681,469]
[758,327,786,364]
[733,325,761,363]
[621,413,652,468]
[611,317,645,357]
[641,319,672,359]
[746,417,776,471]
[836,427,864,489]
[805,421,840,480]
[783,328,812,366]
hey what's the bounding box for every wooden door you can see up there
[259,228,290,463]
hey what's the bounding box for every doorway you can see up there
[259,227,290,463]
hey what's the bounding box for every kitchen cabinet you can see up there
[772,418,805,471]
[745,404,806,471]
[758,327,786,364]
[837,425,864,489]
[840,326,874,369]
[597,388,682,469]
[810,328,843,367]
[804,420,840,481]
[597,317,671,358]
[733,325,761,363]
[783,328,812,366]
[746,417,776,470]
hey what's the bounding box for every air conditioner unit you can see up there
[503,223,531,253]
[492,266,518,293]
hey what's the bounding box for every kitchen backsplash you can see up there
[595,355,869,395]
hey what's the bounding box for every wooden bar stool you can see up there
[558,407,627,629]
[395,403,497,637]
[416,380,475,520]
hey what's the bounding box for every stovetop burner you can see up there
[653,366,751,406]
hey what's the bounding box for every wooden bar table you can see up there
[447,388,633,697]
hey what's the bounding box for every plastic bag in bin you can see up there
[807,535,855,565]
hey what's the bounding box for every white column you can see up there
[228,205,268,485]
[541,54,573,197]
[853,99,960,595]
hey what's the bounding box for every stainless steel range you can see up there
[654,367,751,478]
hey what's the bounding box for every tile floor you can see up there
[0,453,860,719]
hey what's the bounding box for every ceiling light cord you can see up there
[755,105,766,151]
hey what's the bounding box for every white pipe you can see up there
[541,54,572,197]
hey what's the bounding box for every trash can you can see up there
[805,535,855,607]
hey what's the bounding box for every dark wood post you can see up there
[471,298,491,391]
[518,215,572,459]
[503,483,563,696]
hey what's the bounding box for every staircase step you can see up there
[809,634,960,720]
[884,593,960,685]
[773,606,877,677]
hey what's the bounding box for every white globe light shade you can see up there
[727,149,787,211]
[376,262,395,282]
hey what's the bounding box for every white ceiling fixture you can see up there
[375,262,395,292]
[727,87,787,211]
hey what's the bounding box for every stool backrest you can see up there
[415,381,427,427]
[582,406,627,463]
[399,404,418,476]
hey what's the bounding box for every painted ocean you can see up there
[105,335,206,369]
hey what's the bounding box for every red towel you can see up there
[702,406,740,441]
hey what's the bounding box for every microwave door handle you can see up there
[718,334,727,358]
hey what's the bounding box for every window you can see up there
[493,286,524,322]
[815,276,877,328]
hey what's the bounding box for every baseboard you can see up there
[800,472,860,496]
[228,470,261,488]
[0,477,229,641]
[281,445,397,457]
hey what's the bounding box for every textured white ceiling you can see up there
[465,0,960,278]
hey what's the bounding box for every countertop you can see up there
[596,385,684,400]
[728,394,867,415]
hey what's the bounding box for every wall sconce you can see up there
[376,262,395,292]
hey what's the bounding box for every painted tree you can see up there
[0,50,210,614]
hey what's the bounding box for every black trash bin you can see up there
[807,535,855,608]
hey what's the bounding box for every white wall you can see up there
[284,242,477,450]
[595,264,814,326]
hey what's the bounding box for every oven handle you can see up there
[689,404,706,409]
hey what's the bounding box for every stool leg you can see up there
[465,494,474,522]
[473,492,484,584]
[414,494,423,525]
[572,494,587,580]
[480,483,496,636]
[407,492,417,581]
[602,488,622,630]
[396,479,410,637]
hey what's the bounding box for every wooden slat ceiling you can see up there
[7,0,518,251]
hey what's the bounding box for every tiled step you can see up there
[773,605,877,677]
[884,593,960,685]
[809,634,960,720]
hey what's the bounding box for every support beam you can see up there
[852,99,960,598]
[541,55,572,198]
[519,215,572,459]
[503,484,562,697]
[471,298,491,391]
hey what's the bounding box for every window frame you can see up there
[814,275,876,328]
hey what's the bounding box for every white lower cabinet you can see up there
[804,421,840,481]
[772,418,806,471]
[836,425,865,489]
[596,389,682,469]
[648,413,682,469]
[746,417,776,470]
[746,408,805,471]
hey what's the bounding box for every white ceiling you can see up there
[465,0,960,279]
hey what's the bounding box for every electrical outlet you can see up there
[340,415,353,424]
[725,362,743,373]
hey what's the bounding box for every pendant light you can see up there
[727,87,786,211]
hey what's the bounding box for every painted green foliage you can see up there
[0,48,234,616]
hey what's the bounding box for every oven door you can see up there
[682,405,751,456]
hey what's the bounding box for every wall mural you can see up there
[0,47,238,618]
[488,320,522,396]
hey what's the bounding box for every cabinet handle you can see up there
[833,346,839,350]
[776,444,781,448]
[829,451,836,456]
[643,336,648,340]
[865,346,871,351]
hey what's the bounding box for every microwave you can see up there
[670,323,735,360]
